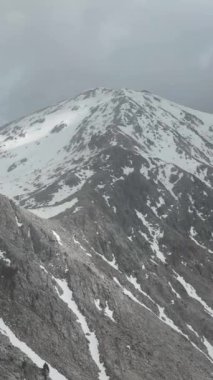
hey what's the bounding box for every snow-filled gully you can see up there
[0,318,68,380]
[0,259,109,380]
[41,256,109,379]
[54,277,109,380]
[173,270,213,318]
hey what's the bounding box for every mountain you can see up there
[0,88,213,379]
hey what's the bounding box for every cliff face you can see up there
[0,88,213,379]
[0,193,213,380]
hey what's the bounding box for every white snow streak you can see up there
[15,216,23,227]
[157,306,182,335]
[73,236,92,257]
[189,227,213,254]
[94,299,102,311]
[126,275,155,304]
[54,278,109,380]
[203,337,213,360]
[113,277,152,313]
[136,210,166,263]
[113,277,213,364]
[187,324,199,338]
[0,318,68,380]
[52,231,63,246]
[174,271,213,318]
[168,282,181,299]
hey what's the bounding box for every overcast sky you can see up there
[1,0,213,125]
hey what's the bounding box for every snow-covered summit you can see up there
[0,88,213,216]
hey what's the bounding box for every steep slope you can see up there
[1,88,213,379]
[0,194,213,380]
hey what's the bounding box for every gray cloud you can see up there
[1,0,213,125]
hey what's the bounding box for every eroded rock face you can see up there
[0,89,213,379]
[0,190,212,380]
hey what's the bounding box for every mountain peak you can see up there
[1,88,213,379]
[0,87,213,216]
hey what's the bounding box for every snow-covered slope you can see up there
[1,88,213,217]
[1,88,213,379]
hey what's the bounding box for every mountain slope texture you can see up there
[0,88,213,380]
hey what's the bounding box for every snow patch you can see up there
[15,216,23,227]
[94,299,116,322]
[104,302,115,322]
[52,230,63,246]
[103,195,110,207]
[31,198,78,218]
[122,166,134,176]
[94,299,102,311]
[0,250,11,266]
